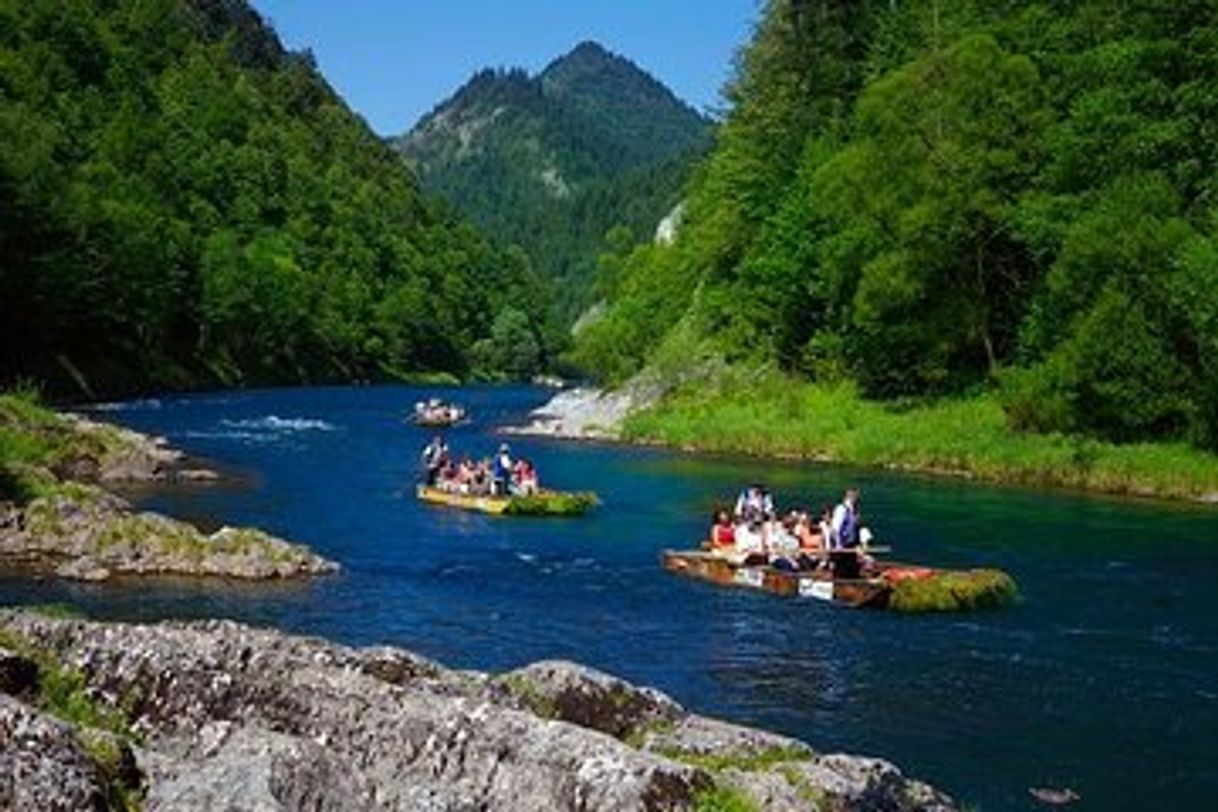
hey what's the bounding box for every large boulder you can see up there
[494,660,683,738]
[0,612,958,811]
[1,614,707,811]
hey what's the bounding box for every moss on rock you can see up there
[659,744,814,774]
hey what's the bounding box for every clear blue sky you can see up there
[249,1,760,135]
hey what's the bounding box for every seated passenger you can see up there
[770,512,802,554]
[709,509,736,548]
[457,457,476,494]
[734,484,775,552]
[794,509,824,554]
[437,460,458,491]
[513,459,539,495]
[472,460,493,495]
[817,505,834,548]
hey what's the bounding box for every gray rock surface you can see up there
[0,612,957,811]
[0,487,338,581]
[494,659,684,738]
[0,694,111,811]
[504,373,679,441]
[60,413,208,484]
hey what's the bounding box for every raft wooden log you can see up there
[661,550,1017,612]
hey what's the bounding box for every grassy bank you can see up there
[621,372,1218,503]
[0,390,74,500]
[1,389,144,501]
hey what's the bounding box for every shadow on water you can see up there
[3,384,1216,811]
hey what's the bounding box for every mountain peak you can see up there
[568,40,613,60]
[541,39,643,87]
[392,41,711,319]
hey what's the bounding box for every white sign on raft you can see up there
[733,568,764,588]
[799,579,834,601]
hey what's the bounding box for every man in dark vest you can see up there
[829,487,862,579]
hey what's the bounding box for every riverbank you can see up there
[0,608,955,811]
[516,372,1218,503]
[0,393,337,581]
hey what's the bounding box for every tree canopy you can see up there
[574,0,1218,450]
[0,0,552,396]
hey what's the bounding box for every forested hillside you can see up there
[393,42,711,319]
[0,0,552,397]
[577,0,1218,450]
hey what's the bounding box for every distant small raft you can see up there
[411,414,467,428]
[661,550,1017,612]
[416,485,598,517]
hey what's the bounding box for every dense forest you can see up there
[0,0,553,397]
[575,0,1218,450]
[393,42,711,320]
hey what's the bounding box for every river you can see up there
[2,385,1215,811]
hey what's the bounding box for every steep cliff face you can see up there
[0,612,958,811]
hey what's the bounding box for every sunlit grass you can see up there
[623,371,1218,501]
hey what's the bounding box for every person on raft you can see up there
[426,442,543,498]
[710,509,736,548]
[710,489,874,574]
[492,443,513,496]
[828,487,874,579]
[733,484,775,553]
[422,435,448,485]
[415,398,464,424]
[512,458,539,495]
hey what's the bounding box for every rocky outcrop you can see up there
[0,612,957,811]
[505,379,665,440]
[0,613,950,808]
[507,361,725,442]
[0,485,337,581]
[0,398,218,486]
[654,201,686,246]
[0,403,335,582]
[63,413,189,483]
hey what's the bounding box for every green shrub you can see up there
[889,569,1019,613]
[996,360,1076,434]
[504,491,599,516]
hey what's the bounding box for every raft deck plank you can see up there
[661,549,892,609]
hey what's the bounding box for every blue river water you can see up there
[2,385,1216,811]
